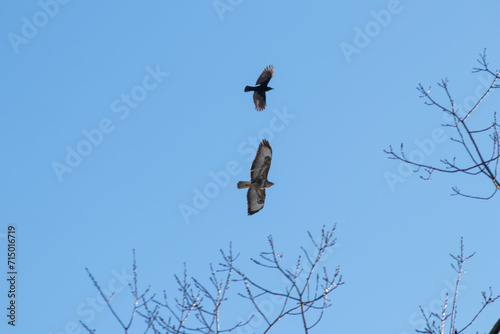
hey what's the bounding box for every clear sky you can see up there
[1,1,499,333]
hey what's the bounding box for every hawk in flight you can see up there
[237,139,274,215]
[244,65,274,111]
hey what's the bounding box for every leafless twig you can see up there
[227,225,343,334]
[81,249,153,334]
[415,239,499,334]
[82,228,342,333]
[385,49,500,199]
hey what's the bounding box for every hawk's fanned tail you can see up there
[237,181,251,189]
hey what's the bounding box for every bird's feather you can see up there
[247,187,266,215]
[250,139,272,180]
[256,65,274,85]
[253,91,267,111]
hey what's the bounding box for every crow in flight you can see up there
[244,65,274,111]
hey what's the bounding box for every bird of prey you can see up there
[244,65,274,111]
[237,139,274,215]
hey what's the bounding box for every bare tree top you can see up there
[385,49,500,199]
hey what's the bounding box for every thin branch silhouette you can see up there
[415,239,499,334]
[81,249,154,334]
[81,226,342,333]
[385,49,500,199]
[227,225,343,334]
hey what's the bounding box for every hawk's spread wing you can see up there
[255,65,274,86]
[250,139,272,180]
[247,187,266,215]
[253,91,267,111]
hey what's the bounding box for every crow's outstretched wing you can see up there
[253,91,267,111]
[256,65,274,86]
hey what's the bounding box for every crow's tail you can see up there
[237,181,251,189]
[244,86,254,92]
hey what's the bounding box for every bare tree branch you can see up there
[82,228,342,333]
[385,49,500,199]
[228,225,343,334]
[415,239,499,334]
[489,319,500,334]
[81,249,153,334]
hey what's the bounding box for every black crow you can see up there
[244,65,274,111]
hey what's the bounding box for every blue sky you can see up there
[1,1,500,333]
